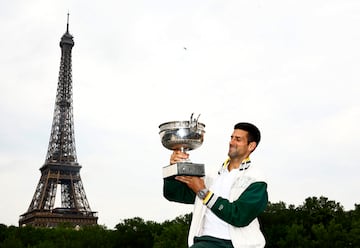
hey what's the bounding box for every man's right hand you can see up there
[170,150,189,164]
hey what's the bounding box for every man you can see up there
[163,122,268,248]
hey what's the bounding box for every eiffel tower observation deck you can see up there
[19,16,98,227]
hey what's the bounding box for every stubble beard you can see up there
[228,145,238,159]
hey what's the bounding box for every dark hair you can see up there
[234,122,261,145]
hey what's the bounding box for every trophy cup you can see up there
[159,113,205,178]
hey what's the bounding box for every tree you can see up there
[154,214,191,248]
[298,196,344,226]
[114,217,161,248]
[277,223,311,248]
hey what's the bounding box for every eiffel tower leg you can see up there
[19,164,97,227]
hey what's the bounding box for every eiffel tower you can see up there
[19,16,97,227]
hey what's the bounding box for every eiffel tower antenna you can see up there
[67,12,70,33]
[19,16,97,227]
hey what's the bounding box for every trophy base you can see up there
[162,162,205,178]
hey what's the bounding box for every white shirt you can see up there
[200,168,240,240]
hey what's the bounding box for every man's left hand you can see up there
[175,176,205,193]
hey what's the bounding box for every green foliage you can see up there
[153,214,191,248]
[260,196,359,247]
[1,197,359,247]
[114,217,162,248]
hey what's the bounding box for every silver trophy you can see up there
[159,113,205,178]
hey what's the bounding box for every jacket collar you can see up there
[218,157,251,174]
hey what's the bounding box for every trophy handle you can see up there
[190,113,201,130]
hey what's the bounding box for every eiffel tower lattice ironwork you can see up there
[19,17,97,227]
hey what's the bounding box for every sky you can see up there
[1,0,360,229]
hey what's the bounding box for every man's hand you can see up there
[175,176,205,193]
[170,150,189,164]
[170,150,205,193]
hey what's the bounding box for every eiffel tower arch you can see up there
[19,16,97,227]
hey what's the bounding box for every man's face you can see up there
[228,129,252,159]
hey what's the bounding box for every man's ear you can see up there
[248,142,257,152]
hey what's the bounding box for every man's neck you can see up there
[228,156,249,171]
